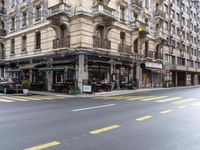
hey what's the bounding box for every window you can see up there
[11,39,15,54]
[22,35,27,51]
[22,11,27,27]
[56,73,63,83]
[187,60,193,67]
[164,4,168,14]
[35,5,41,22]
[120,32,126,45]
[11,16,15,31]
[11,0,15,8]
[35,31,41,49]
[177,57,185,66]
[172,25,175,34]
[177,28,180,36]
[120,6,125,22]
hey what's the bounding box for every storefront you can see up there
[142,62,164,88]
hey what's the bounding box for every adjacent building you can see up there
[1,0,200,93]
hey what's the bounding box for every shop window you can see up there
[56,74,63,83]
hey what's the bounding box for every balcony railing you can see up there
[155,53,163,60]
[154,31,167,41]
[0,29,6,36]
[132,0,142,8]
[53,37,70,49]
[154,9,166,19]
[48,2,71,18]
[0,7,6,14]
[118,44,132,53]
[145,51,154,58]
[93,37,111,49]
[93,4,116,20]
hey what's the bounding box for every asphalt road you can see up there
[0,87,200,150]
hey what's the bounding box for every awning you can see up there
[19,64,39,70]
[38,67,65,72]
[146,67,170,73]
[6,69,21,72]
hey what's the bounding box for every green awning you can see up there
[38,67,65,72]
[6,69,21,72]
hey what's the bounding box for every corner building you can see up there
[1,0,200,93]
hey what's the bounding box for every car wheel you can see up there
[3,87,7,94]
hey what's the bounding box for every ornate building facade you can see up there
[0,0,200,93]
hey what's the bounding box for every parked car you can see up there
[0,78,22,94]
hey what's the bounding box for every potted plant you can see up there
[22,80,30,95]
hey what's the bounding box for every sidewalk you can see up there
[29,85,200,98]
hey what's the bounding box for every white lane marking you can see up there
[72,104,116,112]
[0,96,28,101]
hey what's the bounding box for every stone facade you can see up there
[0,0,200,93]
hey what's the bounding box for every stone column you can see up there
[47,72,53,91]
[78,54,88,93]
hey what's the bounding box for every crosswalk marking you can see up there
[0,99,14,102]
[172,98,196,104]
[178,105,187,109]
[0,96,29,101]
[136,115,153,121]
[142,96,168,101]
[127,96,154,101]
[15,96,40,101]
[160,109,172,114]
[156,97,182,103]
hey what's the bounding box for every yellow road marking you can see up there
[178,105,187,109]
[172,98,195,104]
[160,109,172,114]
[89,125,120,134]
[156,97,181,103]
[101,96,124,100]
[24,141,60,150]
[135,115,153,121]
[142,96,168,101]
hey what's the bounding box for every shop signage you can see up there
[83,85,92,93]
[145,62,162,69]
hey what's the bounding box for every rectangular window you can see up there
[22,35,27,51]
[11,39,15,54]
[11,17,15,31]
[35,5,41,22]
[35,31,41,49]
[120,7,125,22]
[22,11,27,27]
[177,57,185,66]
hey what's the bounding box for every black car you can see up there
[0,78,22,94]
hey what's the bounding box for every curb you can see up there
[28,85,200,98]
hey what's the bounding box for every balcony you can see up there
[155,53,163,60]
[137,21,149,38]
[118,44,132,54]
[53,37,70,49]
[0,29,6,36]
[93,37,111,49]
[154,31,167,43]
[145,51,154,59]
[93,4,117,22]
[132,0,142,9]
[47,2,72,20]
[0,7,6,14]
[154,9,166,23]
